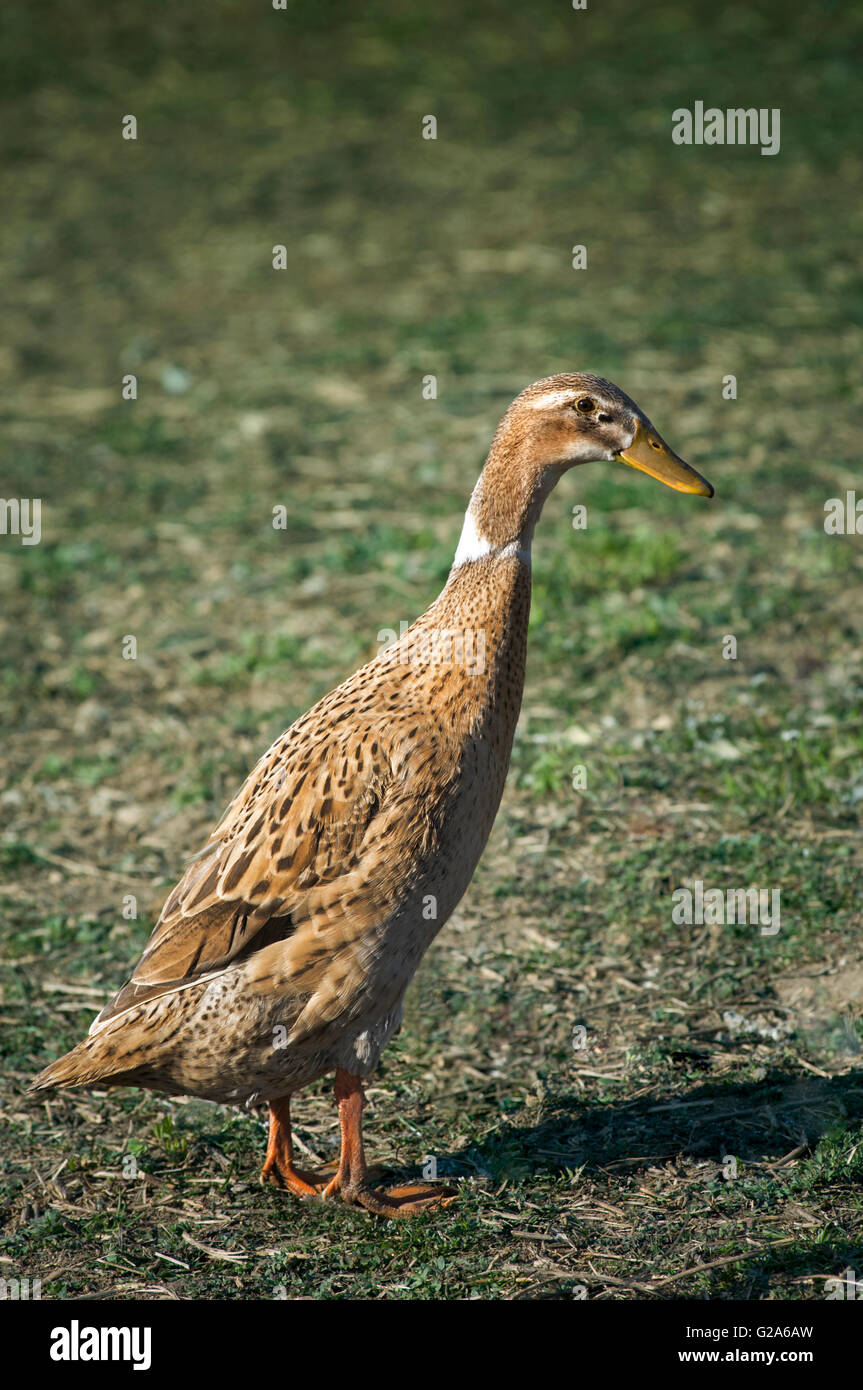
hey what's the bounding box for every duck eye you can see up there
[574,397,595,413]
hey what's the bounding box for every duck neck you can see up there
[451,441,564,571]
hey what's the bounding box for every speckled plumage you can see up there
[37,555,530,1105]
[31,374,712,1213]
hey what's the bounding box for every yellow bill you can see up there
[618,421,714,497]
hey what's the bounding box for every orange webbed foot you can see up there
[260,1156,339,1198]
[261,1097,337,1199]
[343,1180,458,1218]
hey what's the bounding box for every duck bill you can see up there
[617,422,714,497]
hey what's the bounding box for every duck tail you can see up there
[29,1032,129,1092]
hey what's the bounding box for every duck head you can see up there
[455,373,714,565]
[502,373,713,497]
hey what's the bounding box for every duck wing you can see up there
[90,707,411,1032]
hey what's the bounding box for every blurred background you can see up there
[2,0,862,1299]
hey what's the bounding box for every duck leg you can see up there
[322,1068,456,1217]
[260,1096,334,1196]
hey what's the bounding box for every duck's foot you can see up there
[322,1070,457,1218]
[342,1180,457,1218]
[263,1078,458,1217]
[260,1096,335,1197]
[261,1156,338,1197]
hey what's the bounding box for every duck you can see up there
[30,373,713,1217]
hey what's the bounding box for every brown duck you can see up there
[31,374,713,1216]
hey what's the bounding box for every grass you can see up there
[0,0,861,1300]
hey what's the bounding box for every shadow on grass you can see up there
[450,1068,863,1181]
[437,1067,863,1297]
